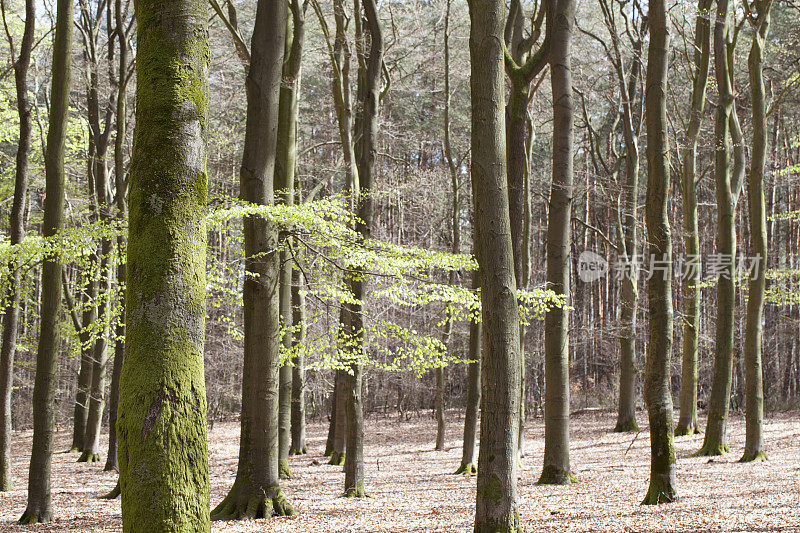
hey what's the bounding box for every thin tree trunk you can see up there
[117,0,211,527]
[455,271,481,476]
[18,0,70,521]
[641,0,677,504]
[697,0,740,457]
[675,0,712,437]
[539,0,577,486]
[211,0,293,521]
[290,268,307,455]
[329,368,348,465]
[469,0,523,529]
[741,0,771,463]
[71,276,96,453]
[0,0,34,492]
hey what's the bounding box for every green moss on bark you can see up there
[739,451,768,463]
[692,441,730,457]
[674,422,701,436]
[614,418,639,433]
[537,465,578,485]
[290,446,307,455]
[211,484,294,520]
[344,481,369,498]
[454,462,477,476]
[328,451,345,466]
[278,459,293,479]
[641,475,677,505]
[77,451,101,463]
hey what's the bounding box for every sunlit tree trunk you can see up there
[0,0,34,492]
[18,0,70,522]
[675,0,712,437]
[468,0,522,529]
[211,0,293,521]
[539,0,577,486]
[455,270,480,476]
[117,0,211,528]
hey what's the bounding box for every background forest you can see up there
[0,0,799,529]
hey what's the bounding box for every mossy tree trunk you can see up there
[696,0,744,457]
[0,0,34,492]
[455,271,481,476]
[539,0,577,486]
[19,0,70,522]
[117,0,211,528]
[741,0,771,464]
[641,0,677,505]
[468,0,523,529]
[676,0,712,437]
[276,0,306,481]
[211,0,293,522]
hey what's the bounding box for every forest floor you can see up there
[0,409,799,532]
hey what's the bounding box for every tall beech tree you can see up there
[539,0,577,485]
[641,0,677,505]
[277,0,307,479]
[695,0,745,457]
[18,0,71,522]
[468,0,523,530]
[675,0,713,437]
[0,0,34,492]
[740,0,773,463]
[212,0,294,520]
[116,0,211,528]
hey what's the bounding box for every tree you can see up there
[539,0,578,485]
[695,0,745,457]
[116,0,211,527]
[0,0,34,492]
[740,0,773,463]
[276,0,307,480]
[18,0,71,521]
[454,270,480,476]
[675,0,713,437]
[290,267,308,455]
[468,0,522,529]
[641,0,677,505]
[211,0,294,520]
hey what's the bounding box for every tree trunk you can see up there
[741,1,771,463]
[0,0,34,492]
[328,368,347,465]
[641,0,677,504]
[469,0,523,530]
[675,0,712,437]
[18,0,70,522]
[455,271,481,476]
[117,0,211,528]
[211,0,292,521]
[696,0,739,457]
[71,276,96,453]
[290,268,307,455]
[539,0,577,486]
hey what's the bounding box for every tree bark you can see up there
[117,0,211,528]
[18,0,70,522]
[696,0,739,457]
[539,0,577,486]
[211,0,293,521]
[675,0,712,437]
[641,0,677,505]
[0,0,34,492]
[468,0,522,530]
[290,268,307,455]
[71,276,96,453]
[740,0,771,464]
[455,271,481,476]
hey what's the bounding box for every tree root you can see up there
[537,465,578,485]
[211,486,294,521]
[641,476,677,505]
[100,481,120,500]
[77,451,101,463]
[278,459,293,480]
[613,418,639,433]
[68,445,81,453]
[19,507,52,524]
[328,451,345,466]
[290,446,308,456]
[344,481,369,498]
[453,462,477,476]
[692,441,729,457]
[739,450,768,463]
[674,422,701,436]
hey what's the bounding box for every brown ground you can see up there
[1,410,798,532]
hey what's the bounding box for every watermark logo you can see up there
[578,251,609,282]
